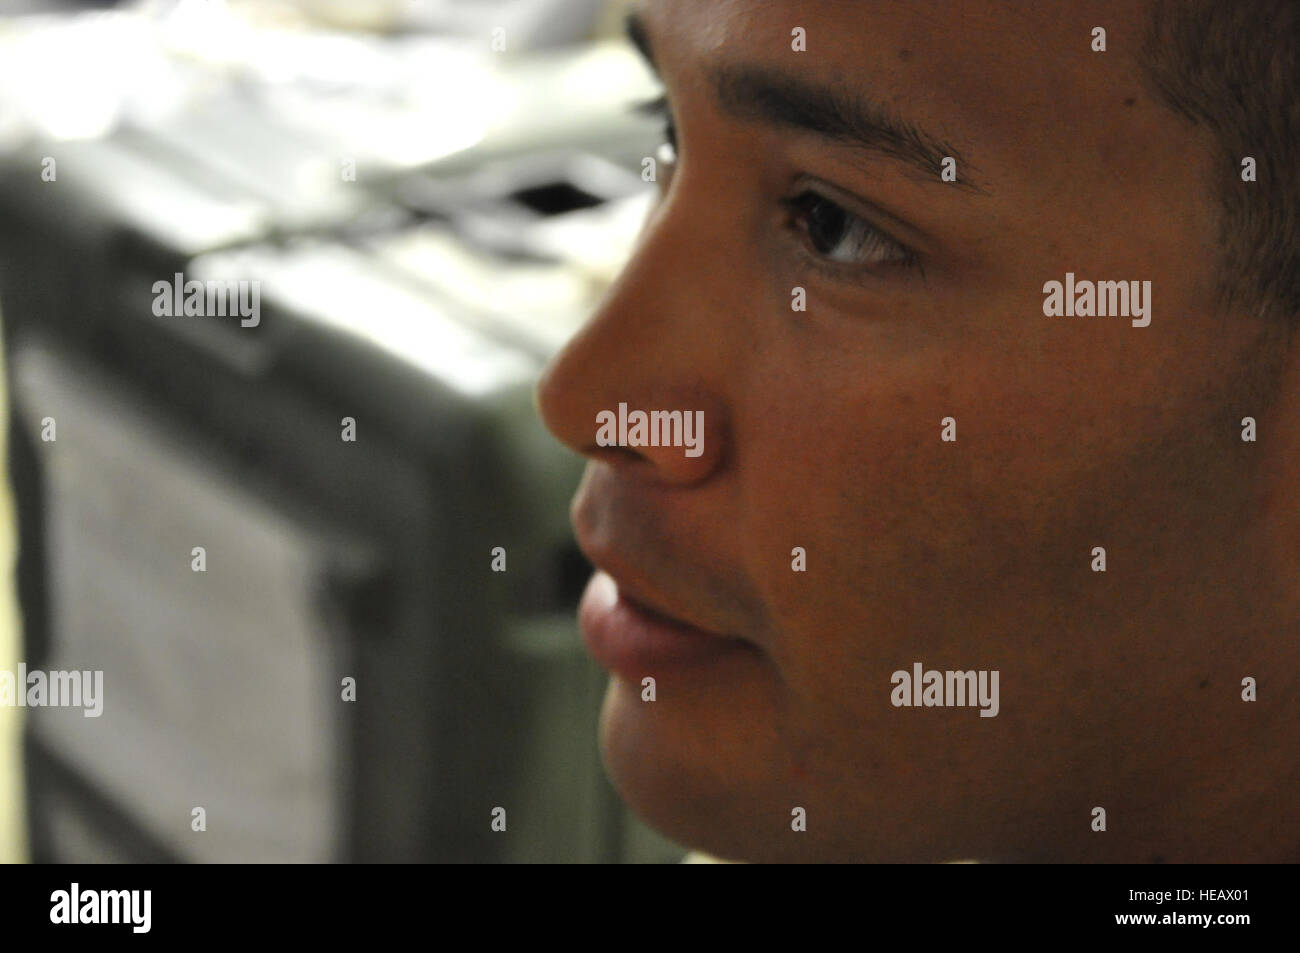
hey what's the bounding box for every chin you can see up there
[595,672,818,863]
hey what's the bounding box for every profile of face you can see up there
[536,0,1299,862]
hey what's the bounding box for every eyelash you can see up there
[631,94,920,279]
[634,93,679,158]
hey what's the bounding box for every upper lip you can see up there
[610,572,713,631]
[575,537,738,640]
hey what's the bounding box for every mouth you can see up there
[578,570,755,678]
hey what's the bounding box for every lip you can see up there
[578,570,754,678]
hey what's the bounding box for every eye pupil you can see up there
[785,188,917,275]
[804,195,848,254]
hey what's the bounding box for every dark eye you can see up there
[659,116,678,162]
[785,191,915,268]
[633,93,677,165]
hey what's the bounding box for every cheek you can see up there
[727,340,1082,706]
[734,358,967,623]
[722,373,910,731]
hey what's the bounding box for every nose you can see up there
[534,193,730,487]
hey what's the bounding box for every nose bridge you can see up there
[535,186,731,482]
[589,184,717,356]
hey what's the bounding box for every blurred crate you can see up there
[0,15,683,862]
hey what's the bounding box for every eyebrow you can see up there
[624,10,984,193]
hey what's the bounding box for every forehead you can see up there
[640,0,1154,186]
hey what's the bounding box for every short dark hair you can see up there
[1141,0,1300,328]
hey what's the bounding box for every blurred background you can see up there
[0,0,684,862]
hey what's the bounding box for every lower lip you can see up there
[578,571,752,677]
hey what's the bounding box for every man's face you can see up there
[536,0,1296,862]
